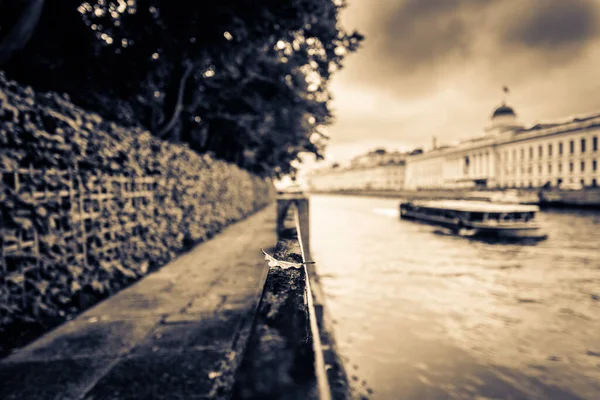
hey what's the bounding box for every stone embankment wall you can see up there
[232,201,351,400]
[0,72,274,351]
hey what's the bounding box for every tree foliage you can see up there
[0,0,363,176]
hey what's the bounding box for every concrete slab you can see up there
[82,350,223,400]
[134,309,248,354]
[131,323,196,354]
[185,292,229,314]
[83,291,191,318]
[5,317,159,362]
[0,357,115,400]
[162,312,213,324]
[0,204,277,399]
[185,309,248,350]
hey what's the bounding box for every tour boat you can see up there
[399,200,547,240]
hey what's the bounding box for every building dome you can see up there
[485,103,521,133]
[492,104,516,119]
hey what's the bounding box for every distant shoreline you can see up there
[307,189,600,209]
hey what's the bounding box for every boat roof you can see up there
[409,200,539,213]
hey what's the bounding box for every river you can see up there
[309,194,600,400]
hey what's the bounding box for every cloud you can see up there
[339,0,600,95]
[501,0,599,51]
[313,0,600,165]
[379,0,490,72]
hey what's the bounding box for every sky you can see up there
[307,0,600,169]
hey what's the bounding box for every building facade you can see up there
[308,149,406,192]
[405,105,600,190]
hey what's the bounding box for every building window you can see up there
[558,163,562,173]
[593,178,597,187]
[521,148,525,160]
[569,162,574,173]
[538,145,543,158]
[529,147,533,159]
[594,136,598,152]
[548,144,553,157]
[570,140,574,154]
[538,164,542,174]
[528,166,532,174]
[559,142,563,155]
[581,138,586,153]
[548,163,552,174]
[593,160,597,171]
[581,179,585,187]
[581,161,585,172]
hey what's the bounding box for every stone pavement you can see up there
[0,205,277,400]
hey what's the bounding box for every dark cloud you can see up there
[342,0,600,94]
[501,0,599,51]
[380,0,480,71]
[322,0,600,159]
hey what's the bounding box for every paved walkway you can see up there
[0,205,277,400]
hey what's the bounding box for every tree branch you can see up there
[0,0,46,64]
[156,62,194,139]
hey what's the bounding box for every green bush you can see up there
[0,72,274,350]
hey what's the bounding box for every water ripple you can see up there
[311,195,600,400]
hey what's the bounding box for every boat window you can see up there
[513,212,524,221]
[471,213,484,222]
[523,212,535,222]
[488,213,501,221]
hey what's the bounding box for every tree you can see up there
[0,0,363,176]
[0,0,45,64]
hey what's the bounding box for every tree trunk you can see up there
[156,61,194,139]
[0,0,46,64]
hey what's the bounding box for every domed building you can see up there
[405,99,600,190]
[485,103,522,134]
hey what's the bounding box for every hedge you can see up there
[0,72,275,354]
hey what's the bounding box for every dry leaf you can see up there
[261,248,314,270]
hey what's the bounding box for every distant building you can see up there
[405,103,600,190]
[308,103,600,193]
[308,149,407,192]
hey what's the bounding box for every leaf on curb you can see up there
[261,248,314,270]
